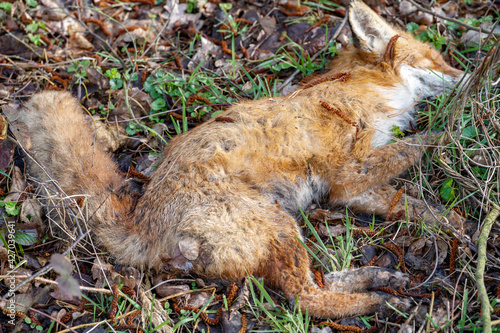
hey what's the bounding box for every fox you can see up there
[15,0,467,318]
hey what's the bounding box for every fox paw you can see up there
[324,267,409,293]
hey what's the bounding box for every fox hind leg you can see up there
[324,266,409,293]
[259,231,410,318]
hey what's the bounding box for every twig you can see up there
[277,13,348,93]
[426,290,436,332]
[0,275,112,294]
[55,309,141,333]
[476,207,500,333]
[408,0,498,36]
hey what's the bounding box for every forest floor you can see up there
[0,0,499,332]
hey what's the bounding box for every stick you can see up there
[0,275,112,294]
[476,207,500,333]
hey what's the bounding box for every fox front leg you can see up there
[329,131,438,203]
[346,184,465,230]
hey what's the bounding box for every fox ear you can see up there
[349,0,397,54]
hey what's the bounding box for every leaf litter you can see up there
[0,0,499,332]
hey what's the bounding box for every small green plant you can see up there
[299,208,358,272]
[126,121,141,135]
[276,40,327,76]
[186,0,198,13]
[248,277,311,332]
[326,40,339,57]
[24,21,47,46]
[407,23,447,49]
[218,5,250,39]
[24,317,43,331]
[0,2,12,12]
[331,212,357,270]
[440,178,456,202]
[67,59,91,81]
[1,201,20,216]
[104,68,124,90]
[25,21,46,34]
[391,125,405,137]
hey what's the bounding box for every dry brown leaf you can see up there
[91,257,117,288]
[68,32,94,53]
[13,268,33,294]
[3,166,25,203]
[154,282,189,298]
[185,292,211,308]
[20,198,43,225]
[163,2,202,30]
[0,115,7,141]
[0,246,8,262]
[3,103,32,149]
[92,118,128,152]
[408,238,426,256]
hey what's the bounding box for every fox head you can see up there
[322,0,468,147]
[334,0,466,101]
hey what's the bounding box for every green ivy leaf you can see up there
[0,2,12,11]
[25,23,39,34]
[406,22,419,34]
[5,202,20,216]
[110,79,123,90]
[440,178,456,202]
[126,122,137,135]
[151,98,166,111]
[462,126,478,139]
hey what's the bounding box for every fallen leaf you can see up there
[14,227,37,246]
[3,166,25,203]
[13,268,33,294]
[55,275,81,299]
[0,140,15,170]
[153,278,189,298]
[20,198,43,225]
[0,115,7,141]
[408,238,426,255]
[51,253,73,275]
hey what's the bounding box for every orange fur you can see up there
[17,0,467,318]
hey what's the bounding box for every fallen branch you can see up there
[476,206,500,333]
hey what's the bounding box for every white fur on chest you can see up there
[371,83,418,148]
[370,64,456,148]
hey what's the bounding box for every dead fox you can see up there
[17,0,467,318]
